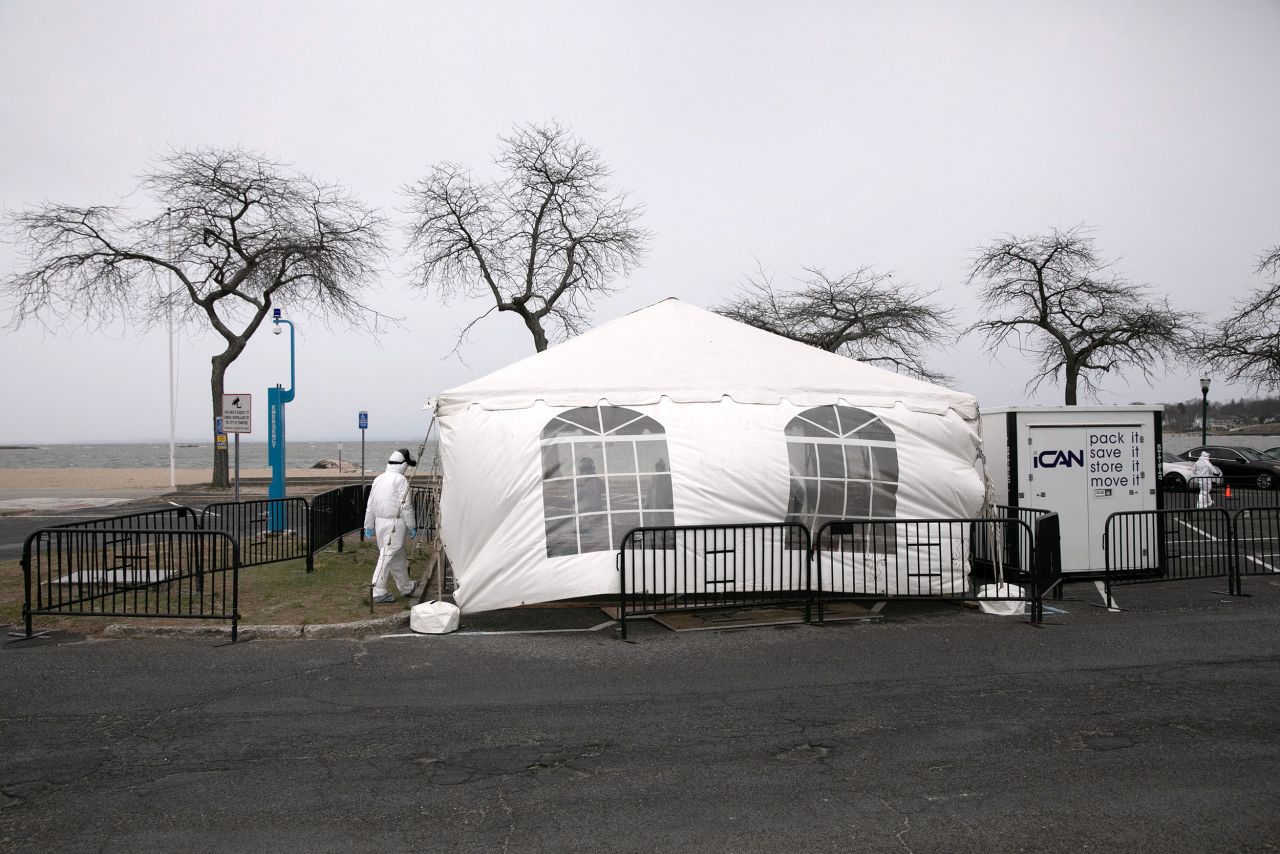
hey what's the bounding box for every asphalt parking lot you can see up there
[2,577,1279,853]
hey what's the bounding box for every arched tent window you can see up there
[540,406,674,557]
[785,405,898,547]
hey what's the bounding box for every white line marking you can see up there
[1176,517,1280,572]
[1094,580,1122,611]
[1242,553,1280,574]
[1177,518,1220,542]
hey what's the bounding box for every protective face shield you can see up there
[389,448,417,468]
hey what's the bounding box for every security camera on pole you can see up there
[268,307,297,532]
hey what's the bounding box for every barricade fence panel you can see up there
[200,498,310,569]
[310,484,369,554]
[617,517,1050,637]
[1103,508,1237,599]
[50,506,200,532]
[1163,476,1280,511]
[1234,507,1280,581]
[981,505,1052,583]
[617,523,811,638]
[411,484,438,540]
[1031,514,1063,621]
[22,528,241,641]
[813,518,1038,616]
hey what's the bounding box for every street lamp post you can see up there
[268,308,297,532]
[1200,375,1211,447]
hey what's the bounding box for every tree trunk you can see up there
[211,355,230,488]
[1064,364,1079,405]
[526,316,550,353]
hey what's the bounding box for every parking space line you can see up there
[1173,518,1280,573]
[1242,554,1280,574]
[1094,580,1121,611]
[1177,518,1220,542]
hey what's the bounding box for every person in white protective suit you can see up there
[1193,451,1221,509]
[363,448,419,603]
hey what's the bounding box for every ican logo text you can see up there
[1033,449,1084,468]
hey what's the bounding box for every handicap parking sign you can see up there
[359,411,368,430]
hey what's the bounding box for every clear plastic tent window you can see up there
[785,405,899,552]
[540,406,675,557]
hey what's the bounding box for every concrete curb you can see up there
[101,611,412,641]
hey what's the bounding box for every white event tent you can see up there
[432,298,987,613]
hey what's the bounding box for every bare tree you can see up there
[965,226,1189,405]
[1196,245,1280,390]
[3,147,387,486]
[713,263,956,384]
[403,121,650,352]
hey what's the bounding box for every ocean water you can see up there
[1,433,1271,470]
[1163,434,1280,455]
[0,440,440,470]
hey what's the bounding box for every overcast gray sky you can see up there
[2,0,1277,444]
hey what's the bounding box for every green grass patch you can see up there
[1,537,428,636]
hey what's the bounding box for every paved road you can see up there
[2,579,1279,853]
[0,487,335,560]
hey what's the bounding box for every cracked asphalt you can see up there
[2,579,1280,853]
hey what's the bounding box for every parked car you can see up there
[1177,445,1280,490]
[1160,451,1199,491]
[1261,447,1280,460]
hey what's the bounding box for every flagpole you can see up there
[166,209,177,491]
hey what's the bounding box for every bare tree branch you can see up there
[1194,244,1280,390]
[2,147,390,485]
[713,261,957,384]
[402,121,651,352]
[963,225,1193,404]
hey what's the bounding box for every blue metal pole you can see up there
[268,318,297,532]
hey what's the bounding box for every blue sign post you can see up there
[268,308,297,532]
[358,410,368,541]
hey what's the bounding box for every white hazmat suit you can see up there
[1192,451,1221,509]
[363,449,419,601]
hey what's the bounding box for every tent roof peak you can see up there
[434,298,976,420]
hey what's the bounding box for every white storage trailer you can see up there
[981,406,1163,575]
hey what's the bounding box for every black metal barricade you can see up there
[200,498,311,571]
[1163,476,1280,511]
[617,523,811,639]
[976,505,1052,585]
[813,517,1041,621]
[48,506,200,532]
[411,483,438,540]
[1103,508,1238,603]
[1233,507,1280,585]
[21,528,241,641]
[1031,514,1063,621]
[310,484,369,555]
